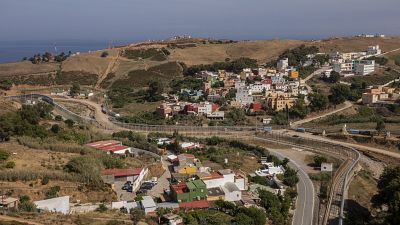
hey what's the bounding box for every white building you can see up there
[367,45,382,56]
[140,196,157,214]
[354,60,375,75]
[221,182,242,202]
[197,102,213,115]
[235,87,254,107]
[34,196,70,215]
[277,58,289,71]
[249,82,270,93]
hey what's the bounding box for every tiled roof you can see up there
[171,182,187,194]
[202,172,224,180]
[99,145,130,152]
[179,200,209,209]
[85,140,121,149]
[101,168,143,177]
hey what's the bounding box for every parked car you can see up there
[127,186,133,192]
[140,183,155,190]
[122,181,132,190]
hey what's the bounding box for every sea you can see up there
[0,40,134,63]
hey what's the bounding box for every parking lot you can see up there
[114,181,136,201]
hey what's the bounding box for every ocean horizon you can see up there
[0,40,135,63]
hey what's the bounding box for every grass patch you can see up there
[123,48,167,61]
[342,69,400,86]
[55,71,98,85]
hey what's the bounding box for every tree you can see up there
[309,93,329,111]
[19,195,36,212]
[145,80,164,102]
[289,97,309,119]
[328,71,341,83]
[283,167,299,187]
[64,119,74,128]
[329,84,351,105]
[372,166,400,225]
[70,83,81,97]
[51,124,60,134]
[5,161,15,168]
[130,208,145,224]
[101,51,109,57]
[376,119,386,134]
[313,155,327,167]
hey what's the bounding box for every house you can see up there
[277,58,289,71]
[207,187,225,201]
[267,97,296,111]
[178,199,209,209]
[157,104,173,118]
[170,180,207,203]
[321,163,334,172]
[249,102,262,113]
[175,165,197,174]
[85,140,132,155]
[34,196,70,215]
[288,70,299,79]
[140,196,157,215]
[206,111,225,120]
[162,213,184,225]
[101,167,148,192]
[222,182,242,202]
[0,196,19,209]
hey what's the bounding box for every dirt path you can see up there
[0,215,43,225]
[95,50,122,89]
[292,101,353,126]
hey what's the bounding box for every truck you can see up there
[263,126,272,133]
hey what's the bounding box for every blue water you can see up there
[0,40,133,63]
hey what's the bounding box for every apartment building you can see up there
[277,58,289,71]
[267,97,296,111]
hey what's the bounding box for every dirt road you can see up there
[0,215,43,225]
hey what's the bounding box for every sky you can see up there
[1,0,400,42]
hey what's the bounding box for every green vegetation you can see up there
[55,71,98,85]
[123,48,167,61]
[0,149,10,161]
[328,84,361,105]
[298,65,316,78]
[366,56,388,65]
[313,155,328,167]
[19,195,37,212]
[184,57,258,75]
[393,54,400,66]
[278,45,319,67]
[283,167,299,187]
[170,76,203,93]
[70,83,81,97]
[112,131,159,154]
[0,79,13,90]
[289,97,309,119]
[309,93,329,111]
[145,80,164,102]
[259,188,297,225]
[370,166,400,224]
[45,185,60,199]
[318,106,384,125]
[342,70,400,86]
[96,203,108,212]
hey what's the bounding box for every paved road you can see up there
[303,66,330,93]
[278,130,400,160]
[255,139,315,225]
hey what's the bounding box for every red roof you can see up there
[99,145,130,152]
[101,168,143,177]
[179,153,195,159]
[85,140,121,149]
[202,172,224,180]
[179,200,209,209]
[171,182,187,194]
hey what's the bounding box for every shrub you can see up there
[55,115,63,121]
[5,161,15,169]
[51,124,60,134]
[64,119,74,128]
[96,203,108,212]
[101,51,109,58]
[41,176,50,185]
[45,186,60,199]
[0,149,10,161]
[19,195,36,212]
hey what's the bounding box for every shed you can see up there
[140,196,156,215]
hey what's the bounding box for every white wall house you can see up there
[34,196,70,215]
[354,60,375,75]
[277,58,289,71]
[222,182,242,202]
[235,88,254,107]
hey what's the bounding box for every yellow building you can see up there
[176,165,197,174]
[267,97,296,111]
[288,70,299,78]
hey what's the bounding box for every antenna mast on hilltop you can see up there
[54,42,58,54]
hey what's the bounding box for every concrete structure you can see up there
[111,201,139,211]
[321,163,334,172]
[34,196,70,215]
[85,140,132,155]
[267,97,296,111]
[0,196,18,209]
[162,213,184,225]
[277,58,289,71]
[354,60,375,75]
[207,187,225,201]
[367,45,382,56]
[221,182,242,202]
[101,167,148,192]
[140,196,157,215]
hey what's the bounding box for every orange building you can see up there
[288,70,299,78]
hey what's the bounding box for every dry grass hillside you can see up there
[1,36,400,89]
[168,39,307,65]
[0,99,19,115]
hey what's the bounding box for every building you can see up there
[206,111,225,120]
[0,196,18,209]
[34,196,70,215]
[362,93,379,105]
[267,97,296,111]
[140,196,157,215]
[321,163,334,172]
[354,60,375,75]
[207,187,225,201]
[170,180,207,203]
[249,102,262,113]
[156,103,173,118]
[221,182,242,202]
[288,70,299,79]
[277,58,289,71]
[101,167,148,191]
[85,140,132,155]
[162,213,184,225]
[367,45,381,56]
[235,88,254,107]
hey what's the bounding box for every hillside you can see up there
[1,36,400,90]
